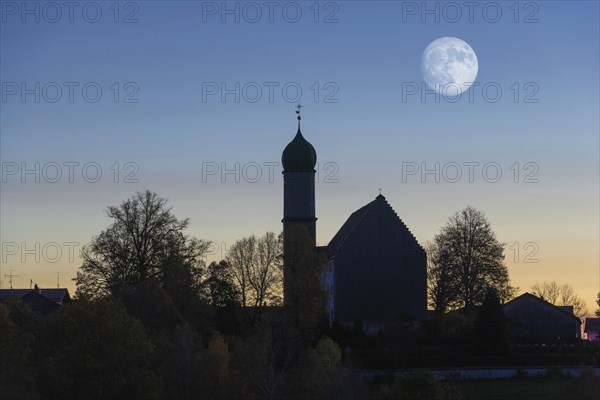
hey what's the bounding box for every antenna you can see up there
[57,271,60,288]
[3,270,20,289]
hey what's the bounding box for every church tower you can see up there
[281,108,317,240]
[282,107,317,303]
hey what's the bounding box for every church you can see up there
[281,112,427,332]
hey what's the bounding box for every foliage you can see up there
[426,240,459,314]
[35,299,158,400]
[226,231,283,308]
[114,281,183,333]
[375,371,444,400]
[205,260,240,307]
[288,336,365,399]
[229,326,290,400]
[432,206,516,308]
[474,289,510,356]
[596,292,600,317]
[74,190,210,300]
[154,325,229,400]
[0,301,42,400]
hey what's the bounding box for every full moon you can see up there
[421,37,478,96]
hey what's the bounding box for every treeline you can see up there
[3,191,594,399]
[0,288,362,400]
[0,191,361,399]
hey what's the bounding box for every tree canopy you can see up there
[225,231,283,308]
[428,206,516,310]
[74,190,209,300]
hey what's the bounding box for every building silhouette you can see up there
[281,113,427,332]
[0,285,71,315]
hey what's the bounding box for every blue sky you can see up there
[1,1,599,309]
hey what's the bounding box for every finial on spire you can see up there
[379,188,382,195]
[295,104,303,131]
[295,103,303,121]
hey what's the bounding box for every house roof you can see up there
[0,289,32,300]
[0,288,71,303]
[585,318,600,333]
[503,292,581,324]
[38,288,71,303]
[326,194,421,256]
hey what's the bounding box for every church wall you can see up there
[333,201,427,325]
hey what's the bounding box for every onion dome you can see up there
[281,112,317,171]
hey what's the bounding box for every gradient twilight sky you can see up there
[1,1,598,311]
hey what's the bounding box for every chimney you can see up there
[34,283,40,293]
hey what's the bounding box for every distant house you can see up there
[503,292,581,339]
[0,286,71,315]
[584,318,600,342]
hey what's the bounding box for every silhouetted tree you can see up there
[74,190,210,300]
[115,282,183,333]
[531,281,588,319]
[0,301,41,399]
[434,206,516,308]
[596,292,600,317]
[230,326,290,400]
[254,232,283,306]
[474,289,510,356]
[36,299,158,400]
[226,232,283,308]
[288,336,364,399]
[425,241,459,314]
[205,260,240,307]
[155,325,229,400]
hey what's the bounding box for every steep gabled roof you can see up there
[327,194,422,256]
[503,292,581,324]
[327,202,373,254]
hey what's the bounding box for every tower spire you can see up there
[295,103,303,130]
